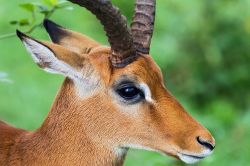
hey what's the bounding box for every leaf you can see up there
[37,5,50,15]
[19,3,35,12]
[40,10,50,15]
[50,0,58,6]
[56,4,73,10]
[63,6,74,10]
[56,0,68,7]
[57,0,67,4]
[19,19,30,26]
[38,4,48,10]
[43,0,58,6]
[55,0,73,10]
[42,0,51,6]
[9,20,18,25]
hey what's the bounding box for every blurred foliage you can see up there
[0,0,250,166]
[0,71,12,83]
[0,0,72,39]
[162,1,250,110]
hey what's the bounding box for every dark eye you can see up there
[116,83,144,103]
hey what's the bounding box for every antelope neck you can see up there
[16,79,127,166]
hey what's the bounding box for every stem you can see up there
[44,6,56,19]
[0,33,16,40]
[0,6,58,40]
[0,24,40,40]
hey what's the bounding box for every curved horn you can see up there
[131,0,156,54]
[68,0,136,68]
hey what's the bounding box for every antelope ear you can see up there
[43,19,100,54]
[16,30,84,81]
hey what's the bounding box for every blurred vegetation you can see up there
[0,0,250,165]
[0,0,72,39]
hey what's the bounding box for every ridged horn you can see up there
[68,0,137,68]
[131,0,156,54]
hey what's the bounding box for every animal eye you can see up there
[116,83,144,103]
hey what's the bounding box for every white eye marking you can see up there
[139,83,154,103]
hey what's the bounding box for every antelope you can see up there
[0,0,215,165]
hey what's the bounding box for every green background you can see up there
[0,0,250,165]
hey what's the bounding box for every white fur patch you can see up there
[124,143,177,159]
[139,83,154,103]
[177,149,213,164]
[125,143,213,164]
[177,153,202,164]
[74,66,101,98]
[125,144,161,153]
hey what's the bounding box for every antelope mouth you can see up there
[177,152,209,164]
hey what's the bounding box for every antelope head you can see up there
[17,0,215,164]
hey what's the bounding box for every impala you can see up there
[0,0,215,165]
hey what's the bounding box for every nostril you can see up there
[197,136,215,151]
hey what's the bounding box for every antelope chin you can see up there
[177,151,213,164]
[177,153,204,164]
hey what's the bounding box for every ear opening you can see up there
[16,30,84,81]
[43,19,100,54]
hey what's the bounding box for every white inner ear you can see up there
[22,37,82,81]
[22,37,102,98]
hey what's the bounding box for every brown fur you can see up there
[0,30,215,165]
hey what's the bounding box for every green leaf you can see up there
[56,0,68,6]
[40,10,50,15]
[9,20,18,25]
[43,0,58,6]
[55,0,73,10]
[56,4,73,10]
[37,5,50,15]
[58,0,67,4]
[42,0,51,6]
[50,0,58,6]
[19,19,30,26]
[38,4,49,12]
[19,3,35,12]
[63,6,73,10]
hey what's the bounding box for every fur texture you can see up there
[0,28,215,165]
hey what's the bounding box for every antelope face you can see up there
[81,47,215,163]
[17,0,215,164]
[108,55,215,164]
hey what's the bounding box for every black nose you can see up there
[197,136,215,151]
